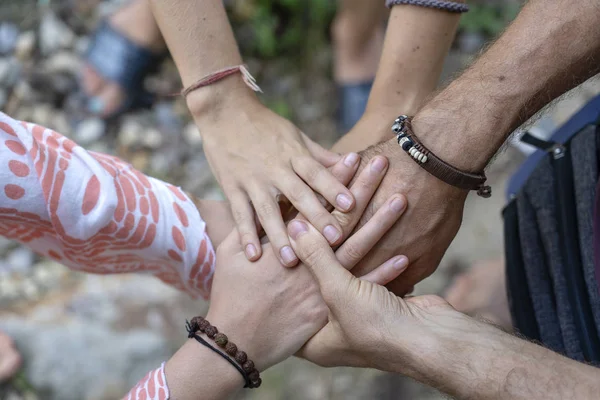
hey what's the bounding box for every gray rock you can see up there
[0,57,21,88]
[6,247,35,273]
[15,30,35,61]
[0,22,19,55]
[183,123,203,148]
[31,104,53,127]
[1,320,172,400]
[44,51,81,75]
[118,117,145,147]
[39,13,76,55]
[75,118,106,145]
[0,89,6,109]
[142,128,164,149]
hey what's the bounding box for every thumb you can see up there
[287,219,354,311]
[301,134,342,167]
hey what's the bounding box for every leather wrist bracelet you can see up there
[392,115,492,198]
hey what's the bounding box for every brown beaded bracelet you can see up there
[186,316,262,389]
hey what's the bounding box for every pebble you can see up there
[21,280,40,301]
[44,51,81,75]
[183,123,203,148]
[7,247,35,273]
[75,118,106,145]
[118,117,146,147]
[0,22,19,55]
[31,104,54,127]
[142,128,164,149]
[0,89,6,109]
[39,12,76,55]
[15,30,36,61]
[0,57,21,88]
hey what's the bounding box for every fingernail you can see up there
[393,256,409,271]
[371,156,387,173]
[280,246,297,265]
[390,196,406,213]
[323,225,341,244]
[344,152,359,167]
[287,220,308,240]
[245,244,258,259]
[336,193,353,210]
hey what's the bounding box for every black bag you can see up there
[504,96,600,364]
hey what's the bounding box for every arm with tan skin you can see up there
[336,0,600,295]
[334,3,463,153]
[127,156,411,399]
[287,218,600,400]
[148,0,357,267]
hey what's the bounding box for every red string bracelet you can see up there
[180,64,262,98]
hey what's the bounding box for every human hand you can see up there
[343,124,468,295]
[195,94,357,266]
[205,155,410,372]
[287,217,464,371]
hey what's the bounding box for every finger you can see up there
[279,173,345,246]
[228,189,262,261]
[251,189,298,267]
[333,155,388,238]
[288,219,354,310]
[313,152,360,209]
[301,134,342,167]
[335,194,407,269]
[292,156,356,212]
[359,255,409,286]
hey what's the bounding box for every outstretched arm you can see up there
[149,0,359,267]
[287,218,600,400]
[337,0,600,295]
[334,2,464,153]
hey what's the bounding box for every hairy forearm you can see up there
[333,4,462,153]
[149,0,255,118]
[397,314,600,399]
[415,0,600,171]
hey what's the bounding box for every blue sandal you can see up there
[84,20,166,117]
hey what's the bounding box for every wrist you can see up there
[411,103,498,172]
[186,75,260,128]
[205,311,270,372]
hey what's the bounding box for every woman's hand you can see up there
[195,94,357,266]
[164,152,410,399]
[287,217,459,372]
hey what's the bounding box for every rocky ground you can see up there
[1,1,600,399]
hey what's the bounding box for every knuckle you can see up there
[342,242,364,263]
[287,185,312,205]
[231,207,249,225]
[334,211,354,230]
[256,201,278,219]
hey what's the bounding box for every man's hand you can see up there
[348,137,467,295]
[288,219,600,400]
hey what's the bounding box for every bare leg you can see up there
[82,0,166,116]
[332,0,386,85]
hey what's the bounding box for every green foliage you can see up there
[228,0,336,59]
[459,3,521,37]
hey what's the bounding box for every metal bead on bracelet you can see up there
[392,115,428,164]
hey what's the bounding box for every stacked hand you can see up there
[197,95,358,266]
[335,115,468,295]
[202,152,411,372]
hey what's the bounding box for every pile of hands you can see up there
[198,95,481,379]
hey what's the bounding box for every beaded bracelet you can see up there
[186,316,262,388]
[385,0,469,13]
